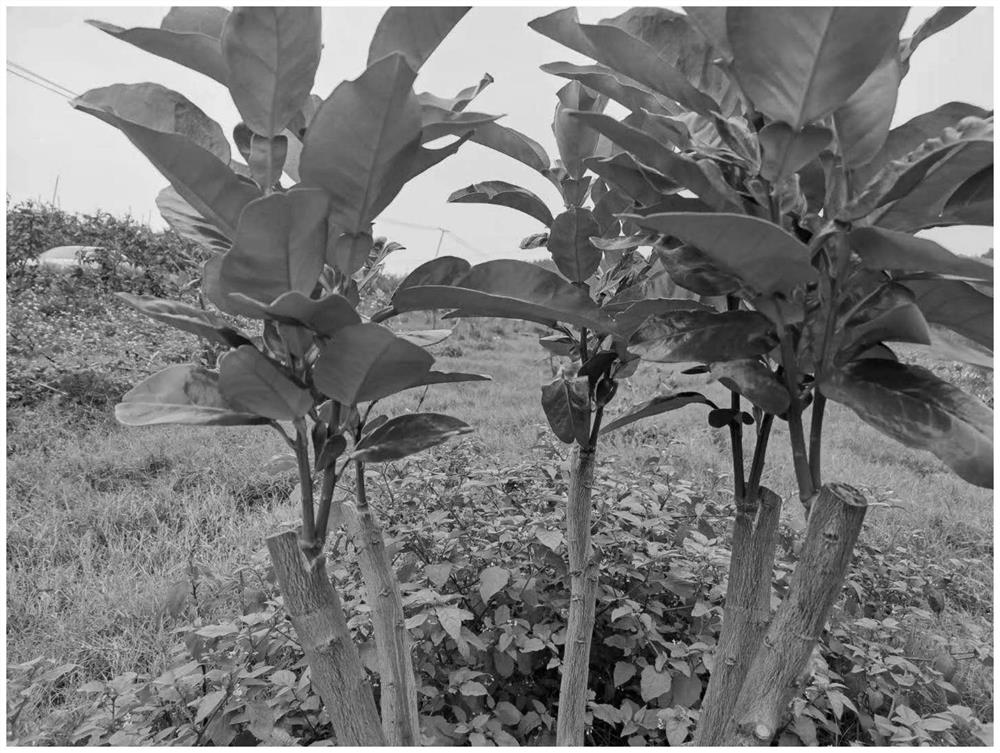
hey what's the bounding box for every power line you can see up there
[8,61,78,98]
[7,68,74,100]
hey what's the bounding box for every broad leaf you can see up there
[397,256,473,288]
[852,102,990,191]
[70,82,229,161]
[300,54,421,232]
[904,279,993,350]
[632,310,777,363]
[834,56,902,169]
[396,330,454,348]
[221,8,321,137]
[585,153,678,206]
[218,189,329,306]
[900,7,974,67]
[541,62,672,116]
[73,89,259,238]
[219,346,313,420]
[541,375,591,445]
[554,81,607,179]
[758,122,832,183]
[468,121,550,173]
[608,297,711,339]
[920,326,994,369]
[838,285,932,361]
[683,7,732,61]
[391,260,616,332]
[850,227,993,280]
[418,73,494,113]
[227,290,360,336]
[570,112,739,210]
[654,244,742,297]
[821,360,992,487]
[351,413,472,463]
[727,7,908,129]
[478,567,510,604]
[405,371,492,389]
[547,208,601,282]
[627,212,817,295]
[367,7,468,71]
[419,107,499,143]
[710,360,790,415]
[116,293,251,348]
[87,9,229,84]
[115,364,267,426]
[313,323,434,405]
[602,6,739,114]
[155,186,232,252]
[449,181,553,226]
[247,133,287,189]
[602,391,715,433]
[529,8,719,116]
[941,165,992,226]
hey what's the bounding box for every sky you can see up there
[5,4,996,274]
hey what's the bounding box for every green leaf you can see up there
[833,56,902,169]
[247,133,287,189]
[602,6,740,114]
[849,227,993,280]
[727,7,908,129]
[221,8,321,137]
[541,62,671,116]
[367,7,468,71]
[218,189,329,306]
[942,166,992,226]
[87,10,229,84]
[758,122,832,183]
[467,121,550,173]
[541,375,591,445]
[626,212,817,295]
[419,107,499,143]
[300,54,421,232]
[418,72,494,113]
[904,279,993,350]
[569,112,739,210]
[547,208,601,283]
[838,285,932,360]
[710,360,790,415]
[478,566,510,604]
[391,260,616,332]
[155,186,231,252]
[219,345,313,420]
[852,102,990,191]
[228,290,360,335]
[72,88,259,238]
[609,297,711,339]
[919,326,993,370]
[613,661,636,688]
[900,7,974,67]
[529,8,720,116]
[585,153,678,206]
[313,323,434,405]
[602,391,715,433]
[631,310,777,363]
[821,360,993,487]
[70,82,230,161]
[554,81,607,179]
[115,364,267,426]
[449,181,553,226]
[845,116,993,229]
[683,7,732,61]
[405,371,492,389]
[395,330,453,348]
[351,412,472,463]
[654,244,742,297]
[640,665,672,702]
[116,293,251,348]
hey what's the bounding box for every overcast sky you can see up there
[6,5,995,274]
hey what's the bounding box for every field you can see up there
[6,265,994,745]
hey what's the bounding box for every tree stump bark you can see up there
[719,483,868,745]
[265,530,384,746]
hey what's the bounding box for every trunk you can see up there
[555,445,599,746]
[695,486,781,745]
[265,530,384,746]
[718,483,868,745]
[349,461,421,746]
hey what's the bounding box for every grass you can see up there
[6,289,994,733]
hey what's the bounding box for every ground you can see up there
[6,274,994,744]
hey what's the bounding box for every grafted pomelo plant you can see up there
[75,5,501,745]
[527,4,992,745]
[372,80,728,745]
